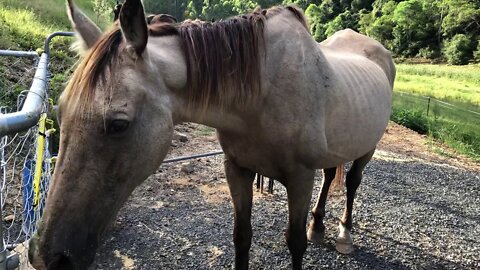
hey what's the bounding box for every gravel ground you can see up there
[88,123,479,270]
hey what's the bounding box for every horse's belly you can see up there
[303,58,392,168]
[218,131,305,181]
[319,60,392,165]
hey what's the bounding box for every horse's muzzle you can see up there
[28,236,47,270]
[28,231,93,270]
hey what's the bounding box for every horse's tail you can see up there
[331,164,345,190]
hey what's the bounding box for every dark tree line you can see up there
[140,0,479,64]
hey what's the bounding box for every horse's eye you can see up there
[107,119,130,135]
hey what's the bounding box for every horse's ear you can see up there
[66,0,102,51]
[119,0,148,58]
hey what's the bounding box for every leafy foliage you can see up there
[443,34,475,65]
[474,43,480,63]
[83,0,480,64]
[391,108,430,134]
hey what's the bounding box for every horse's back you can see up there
[320,29,395,87]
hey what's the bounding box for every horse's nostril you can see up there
[49,253,75,270]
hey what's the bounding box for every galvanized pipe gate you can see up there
[0,31,74,270]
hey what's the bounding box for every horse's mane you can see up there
[63,6,309,113]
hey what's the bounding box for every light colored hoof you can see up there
[335,240,354,254]
[336,222,354,254]
[307,225,324,244]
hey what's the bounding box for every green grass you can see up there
[392,92,480,161]
[393,63,480,160]
[0,7,56,49]
[0,0,111,29]
[0,0,116,107]
[395,64,480,109]
[0,0,114,50]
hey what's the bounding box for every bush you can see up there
[474,42,480,63]
[391,108,429,134]
[417,47,441,59]
[443,34,475,65]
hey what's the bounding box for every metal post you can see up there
[0,50,38,59]
[0,119,6,269]
[44,32,75,55]
[427,97,431,116]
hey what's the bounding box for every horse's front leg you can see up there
[285,169,315,270]
[224,158,256,270]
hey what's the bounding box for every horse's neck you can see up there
[174,102,248,133]
[147,37,250,133]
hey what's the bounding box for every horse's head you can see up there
[28,0,185,269]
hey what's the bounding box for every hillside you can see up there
[0,0,111,50]
[0,0,115,108]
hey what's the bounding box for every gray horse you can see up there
[29,0,395,269]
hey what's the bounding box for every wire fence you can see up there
[0,56,37,110]
[392,91,480,158]
[0,33,75,269]
[0,50,56,269]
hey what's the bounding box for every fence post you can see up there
[427,97,431,116]
[0,130,5,270]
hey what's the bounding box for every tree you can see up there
[282,0,322,10]
[358,0,396,51]
[142,0,190,20]
[256,0,283,9]
[325,10,357,37]
[391,0,439,56]
[443,34,475,65]
[185,0,258,20]
[305,0,337,41]
[185,0,204,18]
[440,0,480,38]
[93,0,116,23]
[351,0,375,12]
[474,42,480,63]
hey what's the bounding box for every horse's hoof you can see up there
[336,222,354,254]
[307,226,324,244]
[335,240,354,254]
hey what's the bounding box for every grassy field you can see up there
[0,0,112,50]
[393,64,480,160]
[395,64,480,109]
[0,0,115,108]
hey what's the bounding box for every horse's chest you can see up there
[217,132,296,181]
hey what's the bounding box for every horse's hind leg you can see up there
[285,169,315,270]
[336,149,375,254]
[224,158,256,270]
[307,167,336,244]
